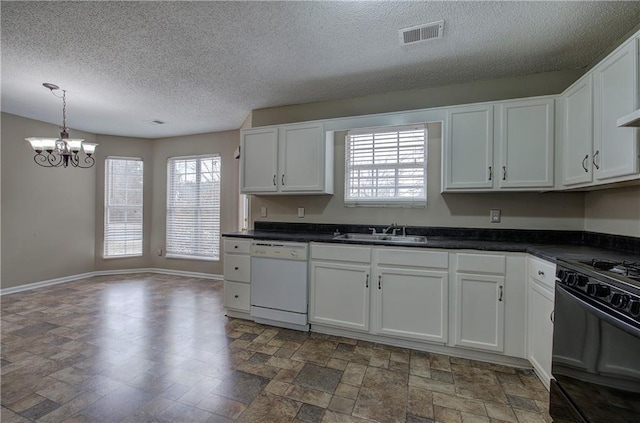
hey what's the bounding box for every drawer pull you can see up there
[365,274,369,288]
[550,310,554,323]
[581,154,589,172]
[378,275,381,290]
[538,270,545,276]
[498,286,503,302]
[234,294,239,299]
[234,245,239,249]
[234,267,239,270]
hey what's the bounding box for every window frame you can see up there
[344,124,428,207]
[166,154,221,261]
[103,156,144,259]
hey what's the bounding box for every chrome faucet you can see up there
[382,222,400,236]
[383,222,403,236]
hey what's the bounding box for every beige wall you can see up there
[1,112,241,289]
[584,186,640,237]
[149,131,240,275]
[1,113,97,289]
[252,70,583,127]
[93,135,154,271]
[251,125,586,230]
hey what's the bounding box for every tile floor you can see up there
[1,274,553,423]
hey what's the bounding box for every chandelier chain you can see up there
[62,90,67,130]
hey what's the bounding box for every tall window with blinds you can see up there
[166,155,221,261]
[345,124,427,206]
[104,157,143,257]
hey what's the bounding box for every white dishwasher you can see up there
[250,241,309,331]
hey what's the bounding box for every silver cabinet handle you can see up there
[538,270,544,276]
[272,174,276,186]
[282,174,285,185]
[365,274,369,288]
[550,310,555,323]
[498,286,503,302]
[581,154,589,173]
[502,166,506,181]
[488,166,492,181]
[378,275,382,290]
[592,150,600,170]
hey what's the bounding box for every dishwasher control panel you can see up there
[251,241,308,261]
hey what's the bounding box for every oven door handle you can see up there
[556,284,640,339]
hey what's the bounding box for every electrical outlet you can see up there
[490,209,501,223]
[297,207,305,218]
[260,206,267,218]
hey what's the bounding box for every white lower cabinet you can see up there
[453,253,507,353]
[309,244,372,332]
[309,261,371,332]
[222,238,252,313]
[375,267,448,343]
[310,244,531,361]
[454,273,505,352]
[527,257,556,389]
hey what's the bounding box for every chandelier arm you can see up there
[34,153,54,167]
[75,155,96,169]
[48,152,64,167]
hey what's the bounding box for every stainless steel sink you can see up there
[333,233,427,243]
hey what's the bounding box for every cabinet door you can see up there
[527,279,554,389]
[279,123,326,193]
[498,99,554,188]
[375,267,448,343]
[444,105,494,190]
[454,273,505,352]
[241,128,278,193]
[309,261,370,332]
[593,39,639,180]
[562,75,594,186]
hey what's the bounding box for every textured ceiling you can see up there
[2,1,640,139]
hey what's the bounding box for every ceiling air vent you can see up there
[399,20,444,45]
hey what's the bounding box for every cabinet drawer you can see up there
[223,254,251,282]
[224,238,251,254]
[376,248,448,269]
[457,253,506,274]
[224,281,250,312]
[528,257,556,290]
[311,243,371,263]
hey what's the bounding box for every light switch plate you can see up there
[260,206,267,218]
[490,209,501,223]
[297,207,305,218]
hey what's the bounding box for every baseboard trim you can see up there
[1,268,223,295]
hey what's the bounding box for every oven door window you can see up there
[552,285,640,423]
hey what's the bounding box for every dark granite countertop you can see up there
[223,223,639,265]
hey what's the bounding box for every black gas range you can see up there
[550,257,640,423]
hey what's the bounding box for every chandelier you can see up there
[25,83,98,168]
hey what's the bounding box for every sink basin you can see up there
[333,233,427,243]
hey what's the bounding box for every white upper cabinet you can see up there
[561,74,594,186]
[497,98,555,189]
[241,122,333,195]
[593,39,639,181]
[444,104,494,190]
[241,127,279,193]
[443,98,554,191]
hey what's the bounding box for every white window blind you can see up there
[345,124,427,206]
[166,155,221,261]
[104,157,143,257]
